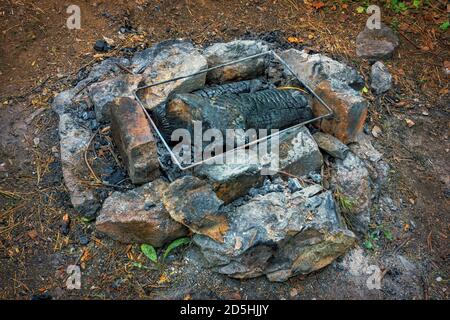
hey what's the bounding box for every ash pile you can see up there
[52,39,389,282]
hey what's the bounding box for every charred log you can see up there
[192,79,274,99]
[158,89,313,142]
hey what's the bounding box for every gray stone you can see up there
[370,61,392,95]
[96,179,187,246]
[356,24,399,60]
[331,152,372,234]
[194,154,263,204]
[137,40,207,110]
[193,188,356,281]
[88,74,143,123]
[131,39,191,74]
[349,133,389,196]
[398,255,416,274]
[287,177,302,193]
[193,126,322,203]
[162,176,227,242]
[313,132,350,159]
[203,40,269,83]
[52,95,100,218]
[279,49,365,90]
[51,57,135,218]
[277,126,324,175]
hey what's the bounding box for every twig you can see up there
[84,129,102,183]
[399,31,421,50]
[116,63,134,74]
[83,129,128,189]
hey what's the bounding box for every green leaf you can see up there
[141,244,157,263]
[361,86,369,94]
[383,230,394,241]
[412,0,421,9]
[131,261,148,269]
[80,216,95,223]
[363,240,374,250]
[356,6,365,14]
[163,237,191,260]
[439,21,449,31]
[398,2,408,11]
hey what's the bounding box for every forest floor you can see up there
[0,0,448,299]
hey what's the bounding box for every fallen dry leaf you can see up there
[405,118,415,127]
[80,248,91,263]
[287,36,303,44]
[371,125,382,138]
[290,288,298,297]
[27,229,38,240]
[63,213,70,223]
[234,236,242,250]
[311,1,325,10]
[158,273,170,284]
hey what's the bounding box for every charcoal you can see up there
[160,89,313,141]
[192,79,274,99]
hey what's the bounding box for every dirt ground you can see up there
[0,0,448,300]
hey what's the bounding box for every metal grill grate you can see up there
[133,50,334,171]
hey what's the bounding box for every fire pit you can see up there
[52,39,388,282]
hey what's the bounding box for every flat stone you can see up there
[137,40,207,110]
[203,40,269,83]
[279,49,365,90]
[279,49,367,143]
[52,95,101,218]
[356,23,399,60]
[162,176,228,242]
[96,179,187,246]
[110,97,160,184]
[194,158,264,204]
[277,126,323,175]
[370,61,392,95]
[349,133,389,196]
[88,74,143,123]
[193,189,356,281]
[194,126,322,203]
[331,152,372,234]
[313,131,350,159]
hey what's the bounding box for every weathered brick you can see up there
[88,74,143,123]
[109,97,160,184]
[312,80,368,144]
[280,49,367,144]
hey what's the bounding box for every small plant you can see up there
[391,17,400,32]
[162,237,191,261]
[335,191,355,213]
[412,0,422,9]
[141,243,158,263]
[383,229,394,241]
[363,226,394,251]
[387,0,408,13]
[140,237,191,265]
[439,21,449,31]
[363,231,379,250]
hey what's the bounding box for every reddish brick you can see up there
[109,97,160,184]
[312,80,368,144]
